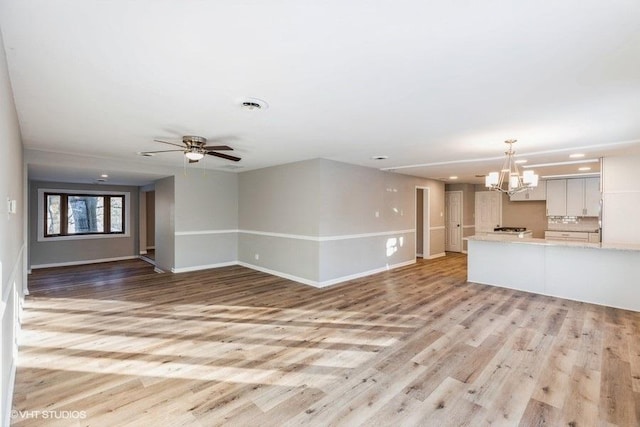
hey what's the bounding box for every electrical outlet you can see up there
[255,253,259,260]
[7,198,16,214]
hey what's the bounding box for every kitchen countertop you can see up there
[465,234,640,252]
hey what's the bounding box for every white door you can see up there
[475,191,502,232]
[445,191,462,252]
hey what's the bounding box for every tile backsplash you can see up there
[547,216,600,232]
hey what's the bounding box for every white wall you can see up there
[0,25,25,426]
[602,155,640,244]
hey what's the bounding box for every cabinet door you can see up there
[509,180,546,201]
[529,180,546,200]
[566,179,585,216]
[509,190,528,201]
[584,177,601,216]
[546,179,566,216]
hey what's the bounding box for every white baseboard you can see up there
[427,252,446,260]
[146,246,155,250]
[139,250,148,255]
[416,253,423,257]
[237,262,319,287]
[171,261,237,274]
[30,255,139,270]
[238,259,417,288]
[317,259,417,288]
[462,250,468,254]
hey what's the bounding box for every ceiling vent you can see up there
[239,97,268,110]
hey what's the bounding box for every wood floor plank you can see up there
[518,398,563,427]
[9,254,640,426]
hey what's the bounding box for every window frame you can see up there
[37,188,131,242]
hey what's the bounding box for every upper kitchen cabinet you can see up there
[509,180,547,201]
[546,179,567,216]
[546,177,600,217]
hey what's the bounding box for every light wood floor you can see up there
[12,254,640,426]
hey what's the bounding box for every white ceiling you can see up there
[2,0,640,185]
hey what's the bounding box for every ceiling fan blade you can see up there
[206,151,241,162]
[153,139,186,149]
[188,159,199,164]
[140,149,184,154]
[206,135,239,143]
[202,145,233,151]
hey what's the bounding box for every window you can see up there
[44,192,126,237]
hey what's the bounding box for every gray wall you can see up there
[0,25,26,425]
[28,181,139,267]
[173,171,238,271]
[238,159,321,282]
[154,176,175,272]
[238,158,444,285]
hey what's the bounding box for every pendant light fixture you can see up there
[485,139,539,195]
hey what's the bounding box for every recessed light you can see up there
[515,159,527,164]
[578,167,591,171]
[371,155,389,160]
[449,176,458,180]
[100,174,109,178]
[569,153,585,158]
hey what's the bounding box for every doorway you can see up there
[139,189,156,264]
[415,187,430,258]
[445,191,463,252]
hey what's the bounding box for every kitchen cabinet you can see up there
[509,180,547,201]
[567,177,600,216]
[545,230,600,242]
[546,179,567,216]
[584,177,601,216]
[546,178,600,217]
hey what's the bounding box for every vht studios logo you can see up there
[11,409,87,419]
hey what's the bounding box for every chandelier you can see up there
[485,139,539,195]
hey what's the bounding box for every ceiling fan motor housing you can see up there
[183,135,207,147]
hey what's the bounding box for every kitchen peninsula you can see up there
[466,234,640,312]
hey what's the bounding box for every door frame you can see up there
[445,190,463,253]
[415,186,430,259]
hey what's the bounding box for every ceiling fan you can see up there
[140,135,241,163]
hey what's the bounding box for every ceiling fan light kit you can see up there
[185,151,205,161]
[485,139,539,196]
